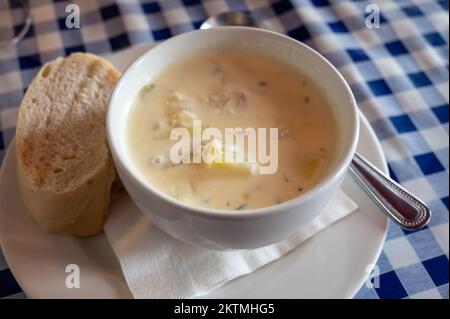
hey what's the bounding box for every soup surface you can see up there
[126,50,338,210]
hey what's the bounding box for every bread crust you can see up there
[17,156,115,236]
[15,53,120,236]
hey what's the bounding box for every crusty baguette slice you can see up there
[15,52,120,236]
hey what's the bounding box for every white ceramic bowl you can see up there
[107,27,359,250]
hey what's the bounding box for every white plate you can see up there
[0,44,389,298]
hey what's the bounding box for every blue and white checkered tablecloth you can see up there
[0,0,448,299]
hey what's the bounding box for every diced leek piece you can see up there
[173,110,197,129]
[304,158,323,179]
[171,182,194,204]
[140,83,154,99]
[207,92,230,109]
[150,155,166,168]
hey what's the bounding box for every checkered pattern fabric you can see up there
[0,0,448,299]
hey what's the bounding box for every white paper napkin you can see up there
[104,189,358,299]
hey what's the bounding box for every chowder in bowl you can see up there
[107,27,359,250]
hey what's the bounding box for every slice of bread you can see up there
[15,52,120,236]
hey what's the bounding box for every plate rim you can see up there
[346,113,389,298]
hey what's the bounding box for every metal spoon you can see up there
[200,13,431,230]
[201,12,266,30]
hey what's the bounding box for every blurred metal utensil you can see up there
[200,12,265,29]
[200,12,431,229]
[0,0,32,51]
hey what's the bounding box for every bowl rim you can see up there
[107,26,359,220]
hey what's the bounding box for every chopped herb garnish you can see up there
[226,201,231,207]
[236,204,246,210]
[298,187,303,192]
[212,67,221,75]
[203,198,210,204]
[140,83,155,98]
[283,174,289,183]
[258,81,267,87]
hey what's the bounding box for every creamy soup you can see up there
[126,50,338,210]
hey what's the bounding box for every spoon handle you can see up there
[348,153,431,229]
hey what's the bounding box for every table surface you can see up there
[0,0,448,299]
